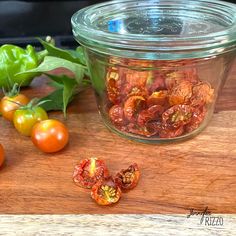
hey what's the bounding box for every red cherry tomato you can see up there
[115,163,140,191]
[73,158,110,189]
[0,94,29,121]
[31,119,69,153]
[91,176,121,206]
[0,144,5,168]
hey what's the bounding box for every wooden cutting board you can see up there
[0,64,235,214]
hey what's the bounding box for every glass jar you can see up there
[72,0,236,143]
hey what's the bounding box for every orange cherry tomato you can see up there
[0,94,29,121]
[31,119,69,153]
[73,158,110,189]
[91,177,121,206]
[0,144,5,168]
[115,163,140,191]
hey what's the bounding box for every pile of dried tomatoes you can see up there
[107,58,214,138]
[73,158,140,205]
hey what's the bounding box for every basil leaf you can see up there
[38,38,86,66]
[45,74,77,116]
[17,56,86,84]
[39,88,65,112]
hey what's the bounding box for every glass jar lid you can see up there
[72,0,236,59]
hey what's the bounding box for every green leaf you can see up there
[39,88,65,112]
[38,38,87,66]
[17,56,86,84]
[45,74,78,116]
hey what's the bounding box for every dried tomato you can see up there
[165,68,198,89]
[73,158,109,189]
[125,70,150,88]
[122,84,148,99]
[146,121,162,135]
[159,125,184,138]
[115,163,140,191]
[191,82,214,107]
[147,73,166,92]
[109,105,126,126]
[137,105,163,126]
[126,123,157,137]
[162,104,193,128]
[106,67,125,104]
[168,80,193,106]
[185,107,207,133]
[91,176,121,205]
[123,95,146,122]
[147,90,168,107]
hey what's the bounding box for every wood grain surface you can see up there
[0,64,235,214]
[0,215,235,236]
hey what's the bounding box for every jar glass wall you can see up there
[72,0,236,143]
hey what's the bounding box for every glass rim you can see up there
[71,0,236,58]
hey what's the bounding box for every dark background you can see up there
[0,0,235,48]
[0,0,106,47]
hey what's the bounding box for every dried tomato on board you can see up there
[190,81,214,107]
[168,80,193,106]
[73,158,109,189]
[123,95,146,122]
[91,176,121,205]
[115,163,140,191]
[162,104,193,128]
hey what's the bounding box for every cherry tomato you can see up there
[162,104,193,128]
[115,163,140,191]
[0,94,29,121]
[91,176,121,206]
[31,119,69,153]
[168,80,193,106]
[0,143,5,168]
[123,95,146,122]
[13,106,48,136]
[73,158,110,189]
[109,105,126,126]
